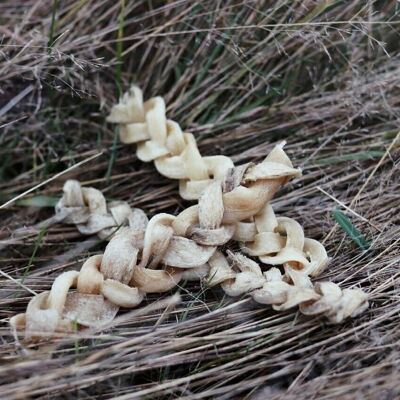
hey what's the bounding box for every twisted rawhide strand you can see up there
[10,88,368,340]
[108,85,271,200]
[11,148,367,340]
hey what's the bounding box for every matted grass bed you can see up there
[0,1,399,399]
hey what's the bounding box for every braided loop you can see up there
[237,203,329,276]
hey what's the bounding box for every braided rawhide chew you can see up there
[208,251,368,322]
[55,179,149,239]
[10,226,368,340]
[55,142,300,236]
[107,86,300,200]
[10,149,368,339]
[10,88,369,340]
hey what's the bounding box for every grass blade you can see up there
[47,0,59,53]
[315,151,385,165]
[332,209,370,251]
[15,196,59,208]
[106,0,125,180]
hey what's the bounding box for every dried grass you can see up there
[0,0,399,399]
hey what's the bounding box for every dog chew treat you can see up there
[108,85,263,200]
[10,87,368,341]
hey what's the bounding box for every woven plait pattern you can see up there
[55,179,148,239]
[10,87,369,341]
[107,86,238,200]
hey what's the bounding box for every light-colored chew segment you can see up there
[107,86,300,202]
[55,180,149,239]
[10,87,369,340]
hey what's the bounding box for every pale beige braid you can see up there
[105,86,328,279]
[10,145,368,339]
[107,86,241,200]
[104,85,367,322]
[10,88,369,340]
[55,179,149,239]
[11,147,304,339]
[207,251,367,323]
[236,203,329,277]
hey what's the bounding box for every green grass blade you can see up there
[106,0,125,180]
[315,151,385,165]
[16,196,59,208]
[21,227,47,283]
[115,0,125,97]
[47,0,59,53]
[332,209,370,251]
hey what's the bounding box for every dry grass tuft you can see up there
[0,1,399,398]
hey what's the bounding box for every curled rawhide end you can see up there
[300,282,368,323]
[332,288,369,322]
[107,85,145,123]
